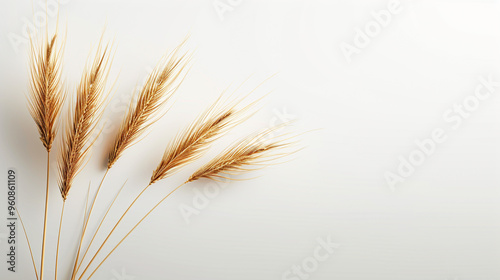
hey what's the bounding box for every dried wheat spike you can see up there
[58,40,113,200]
[187,126,295,183]
[150,93,256,184]
[27,32,65,152]
[107,44,191,169]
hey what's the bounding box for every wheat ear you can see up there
[77,92,254,280]
[58,39,113,200]
[108,44,191,168]
[71,43,191,278]
[28,32,65,152]
[27,29,65,280]
[85,126,296,279]
[187,127,295,182]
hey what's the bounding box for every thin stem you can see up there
[77,183,153,280]
[74,180,127,275]
[40,151,50,280]
[55,201,66,280]
[15,207,39,280]
[86,182,186,279]
[74,183,92,278]
[70,168,109,280]
[81,184,92,250]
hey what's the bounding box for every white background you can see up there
[1,0,500,279]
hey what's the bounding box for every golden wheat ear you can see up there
[149,88,260,184]
[28,32,66,151]
[58,39,114,200]
[187,124,298,183]
[107,42,191,169]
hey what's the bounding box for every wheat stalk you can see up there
[71,43,191,279]
[85,125,296,279]
[54,199,65,280]
[27,28,65,280]
[55,37,113,280]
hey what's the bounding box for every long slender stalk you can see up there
[70,169,109,280]
[74,183,92,278]
[15,207,39,280]
[75,180,127,274]
[40,152,50,280]
[85,182,186,280]
[77,183,152,279]
[55,201,66,280]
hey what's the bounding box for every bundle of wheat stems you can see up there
[23,27,296,280]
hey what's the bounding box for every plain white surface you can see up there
[1,0,500,279]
